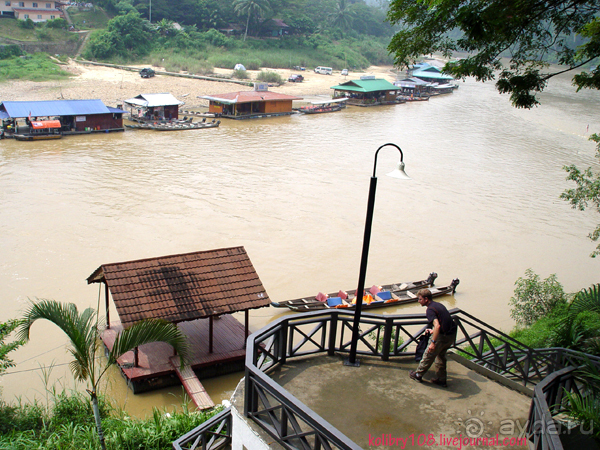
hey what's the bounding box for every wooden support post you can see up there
[244,310,249,349]
[209,316,213,354]
[134,346,139,367]
[104,281,110,329]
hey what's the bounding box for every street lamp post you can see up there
[345,143,410,367]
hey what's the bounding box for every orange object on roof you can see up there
[31,120,61,130]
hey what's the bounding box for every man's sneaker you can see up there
[409,371,422,382]
[431,378,448,387]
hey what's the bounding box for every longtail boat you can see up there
[281,277,459,312]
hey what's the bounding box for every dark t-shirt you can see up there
[426,301,456,335]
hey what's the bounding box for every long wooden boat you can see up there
[14,133,62,141]
[298,97,348,114]
[271,272,443,309]
[283,277,459,312]
[126,118,220,131]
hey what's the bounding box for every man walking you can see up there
[409,288,457,387]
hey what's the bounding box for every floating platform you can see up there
[100,314,247,405]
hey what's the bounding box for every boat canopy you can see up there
[31,120,61,129]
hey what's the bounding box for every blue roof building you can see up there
[0,99,127,135]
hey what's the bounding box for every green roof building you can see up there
[330,77,401,106]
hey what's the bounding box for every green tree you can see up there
[561,135,600,257]
[17,299,189,450]
[509,269,568,327]
[0,320,23,376]
[328,0,355,32]
[387,0,600,109]
[234,0,271,41]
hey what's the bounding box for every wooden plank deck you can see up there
[100,314,247,397]
[170,356,214,410]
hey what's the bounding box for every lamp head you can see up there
[386,160,411,180]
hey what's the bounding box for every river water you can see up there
[1,74,599,416]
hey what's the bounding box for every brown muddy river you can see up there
[1,75,599,416]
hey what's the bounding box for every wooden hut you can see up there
[123,93,184,121]
[330,77,401,106]
[87,246,271,407]
[200,84,302,119]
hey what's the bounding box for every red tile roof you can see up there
[203,90,302,104]
[87,247,270,327]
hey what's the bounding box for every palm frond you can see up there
[17,299,97,383]
[570,284,600,317]
[108,319,189,367]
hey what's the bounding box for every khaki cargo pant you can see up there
[415,332,456,381]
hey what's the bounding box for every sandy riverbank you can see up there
[0,60,403,108]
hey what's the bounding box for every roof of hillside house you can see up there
[0,99,118,118]
[330,78,398,93]
[123,93,184,108]
[200,90,302,104]
[87,247,270,327]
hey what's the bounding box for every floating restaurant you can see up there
[199,83,302,119]
[87,246,270,410]
[0,99,126,138]
[330,76,402,106]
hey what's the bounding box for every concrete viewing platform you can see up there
[234,353,532,449]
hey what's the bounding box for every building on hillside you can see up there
[330,76,401,106]
[123,93,184,122]
[0,0,64,21]
[261,18,290,37]
[199,84,302,119]
[0,99,126,135]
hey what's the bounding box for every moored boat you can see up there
[298,97,348,114]
[125,118,220,131]
[282,277,459,312]
[14,120,62,141]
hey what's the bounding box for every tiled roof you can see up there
[200,90,302,104]
[87,247,270,327]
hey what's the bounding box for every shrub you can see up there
[51,390,110,429]
[256,70,283,84]
[232,69,249,79]
[509,269,568,326]
[18,18,35,29]
[0,398,46,434]
[44,18,67,29]
[0,45,23,60]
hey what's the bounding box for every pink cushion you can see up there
[316,292,328,302]
[338,290,348,300]
[369,285,382,295]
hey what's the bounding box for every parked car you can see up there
[139,68,155,78]
[341,68,349,76]
[292,66,306,71]
[314,66,333,75]
[288,74,304,82]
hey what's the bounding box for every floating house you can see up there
[330,77,401,106]
[199,84,302,119]
[410,62,455,84]
[88,246,271,409]
[394,77,434,97]
[0,99,126,136]
[123,93,184,121]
